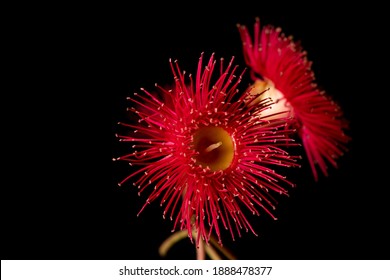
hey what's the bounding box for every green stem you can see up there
[209,235,236,260]
[196,232,205,260]
[158,230,188,257]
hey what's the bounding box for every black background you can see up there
[3,3,388,261]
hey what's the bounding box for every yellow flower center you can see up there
[193,126,234,171]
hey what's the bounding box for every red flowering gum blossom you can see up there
[114,53,300,246]
[238,18,351,181]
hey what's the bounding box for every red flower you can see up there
[238,18,350,181]
[114,53,300,246]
